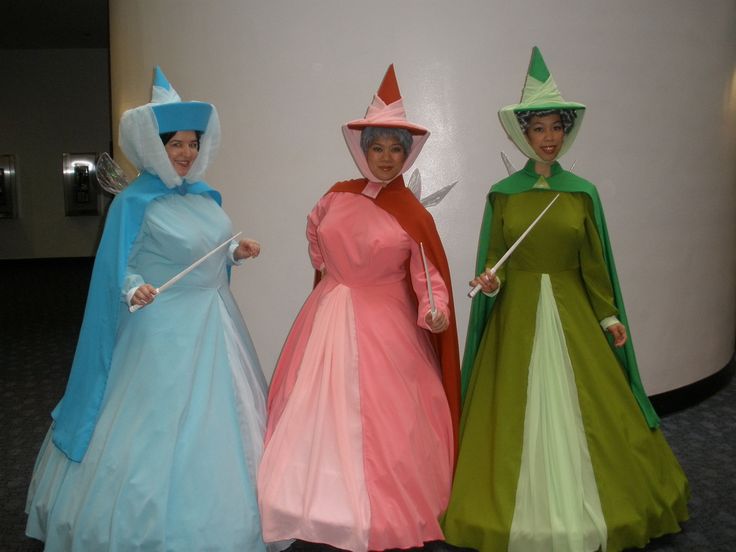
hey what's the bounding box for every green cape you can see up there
[462,159,659,428]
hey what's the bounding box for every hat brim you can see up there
[151,101,213,134]
[503,101,586,113]
[346,118,428,136]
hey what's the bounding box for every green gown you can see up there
[443,161,688,552]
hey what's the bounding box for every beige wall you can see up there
[0,49,111,258]
[109,0,736,394]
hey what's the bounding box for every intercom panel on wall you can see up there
[0,154,17,219]
[62,153,102,216]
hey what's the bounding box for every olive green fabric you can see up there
[443,165,689,551]
[508,274,607,551]
[461,160,658,428]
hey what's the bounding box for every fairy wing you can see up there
[407,168,422,200]
[95,152,130,195]
[420,180,458,208]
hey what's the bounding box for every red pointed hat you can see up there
[344,65,429,135]
[342,65,430,182]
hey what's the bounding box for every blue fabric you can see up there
[153,66,172,91]
[152,102,213,133]
[28,190,267,550]
[51,172,221,462]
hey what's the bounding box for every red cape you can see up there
[322,176,461,457]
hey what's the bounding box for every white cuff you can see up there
[482,279,501,298]
[126,285,141,307]
[229,241,244,265]
[599,315,620,330]
[418,307,448,331]
[122,272,145,305]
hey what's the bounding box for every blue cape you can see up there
[51,172,222,462]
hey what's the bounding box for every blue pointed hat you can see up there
[152,66,175,94]
[119,66,221,188]
[149,66,213,133]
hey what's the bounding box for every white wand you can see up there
[419,242,436,318]
[468,194,559,298]
[130,232,242,313]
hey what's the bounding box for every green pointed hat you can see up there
[499,47,586,162]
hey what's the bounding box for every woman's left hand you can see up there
[425,310,449,333]
[607,322,627,348]
[234,239,261,261]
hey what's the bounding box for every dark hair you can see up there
[515,109,578,135]
[160,130,203,146]
[360,126,412,156]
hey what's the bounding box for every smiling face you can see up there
[525,113,565,163]
[365,135,407,182]
[164,130,200,176]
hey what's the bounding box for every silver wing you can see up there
[405,168,457,208]
[420,180,458,208]
[407,168,422,200]
[501,151,517,176]
[95,152,129,195]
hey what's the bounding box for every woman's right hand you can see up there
[470,269,499,294]
[131,284,157,308]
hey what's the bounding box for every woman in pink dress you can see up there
[257,66,466,552]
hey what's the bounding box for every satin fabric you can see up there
[50,173,222,462]
[460,161,659,429]
[508,274,606,552]
[327,177,462,453]
[259,191,454,552]
[443,189,688,552]
[26,193,267,551]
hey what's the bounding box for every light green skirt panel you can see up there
[443,191,688,552]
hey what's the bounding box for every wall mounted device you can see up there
[0,154,17,219]
[62,153,102,216]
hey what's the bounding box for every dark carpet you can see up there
[1,258,734,551]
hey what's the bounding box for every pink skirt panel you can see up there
[352,279,453,550]
[259,277,453,550]
[258,283,370,551]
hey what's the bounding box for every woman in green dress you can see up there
[442,47,689,552]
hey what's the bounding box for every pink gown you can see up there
[258,190,455,552]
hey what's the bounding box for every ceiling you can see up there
[0,0,109,49]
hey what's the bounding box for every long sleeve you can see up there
[409,239,450,330]
[483,194,508,288]
[580,195,619,322]
[121,223,147,306]
[306,193,336,272]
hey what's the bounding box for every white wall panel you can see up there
[110,0,736,393]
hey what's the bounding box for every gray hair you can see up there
[516,109,578,135]
[360,126,413,155]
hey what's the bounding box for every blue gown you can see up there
[26,192,268,551]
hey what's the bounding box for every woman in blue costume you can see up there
[442,48,688,552]
[25,68,268,552]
